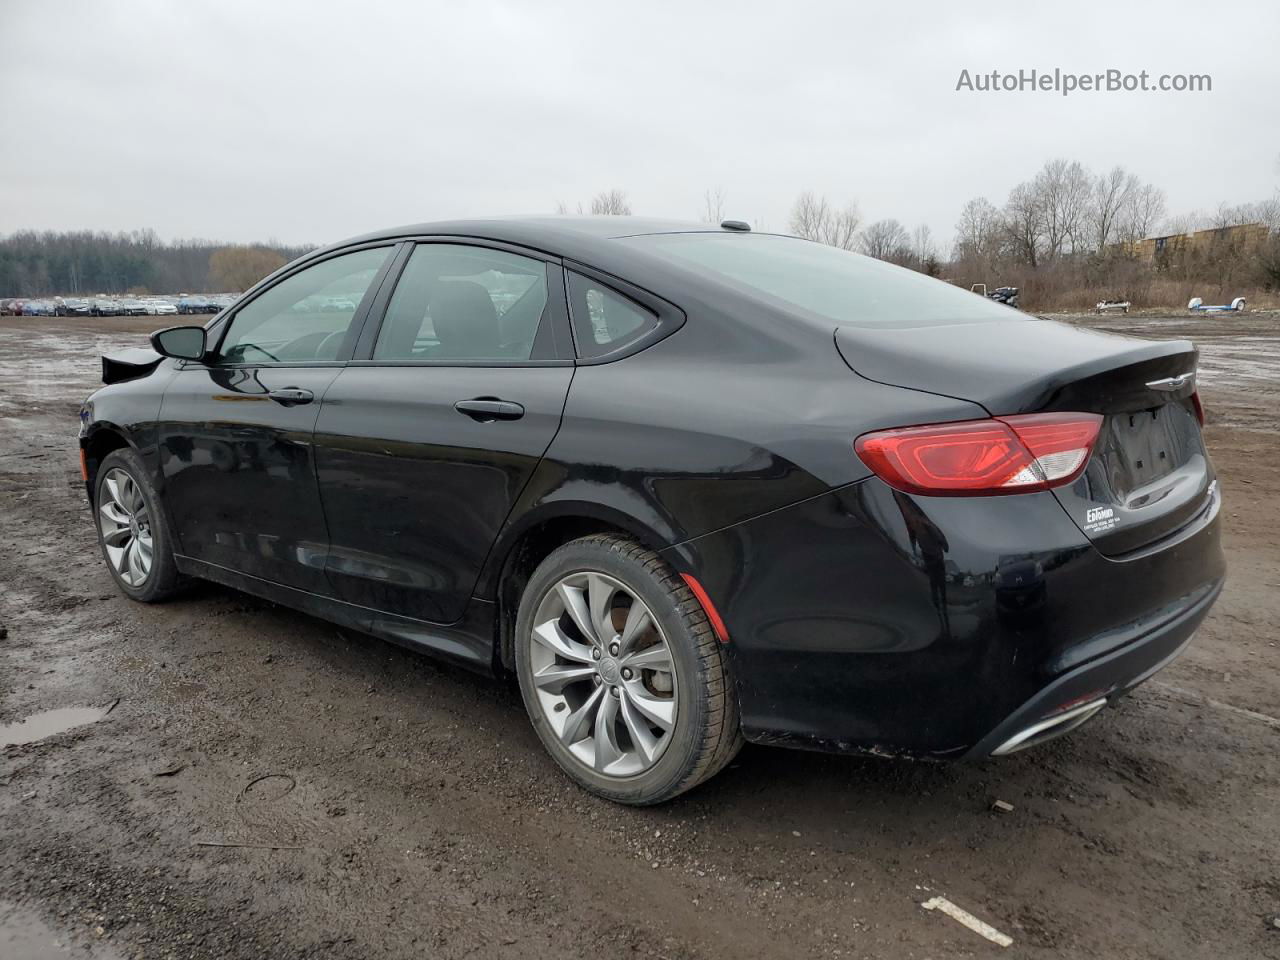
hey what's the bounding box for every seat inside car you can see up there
[428,280,501,358]
[375,272,502,360]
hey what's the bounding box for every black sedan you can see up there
[57,298,94,316]
[78,217,1224,804]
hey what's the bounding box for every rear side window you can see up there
[619,232,1025,328]
[566,271,658,359]
[373,244,549,362]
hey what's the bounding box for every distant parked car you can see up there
[178,296,211,315]
[59,298,93,316]
[117,298,149,316]
[23,300,56,316]
[91,299,120,317]
[146,300,178,316]
[321,296,357,312]
[0,299,23,316]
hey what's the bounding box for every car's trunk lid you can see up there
[836,317,1213,556]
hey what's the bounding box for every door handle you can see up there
[267,387,315,406]
[454,398,525,422]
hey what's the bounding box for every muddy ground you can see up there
[1,312,1277,960]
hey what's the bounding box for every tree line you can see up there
[945,159,1280,308]
[776,161,1279,307]
[8,167,1279,309]
[0,229,314,297]
[596,163,1280,309]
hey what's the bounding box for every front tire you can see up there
[94,448,184,602]
[515,535,742,805]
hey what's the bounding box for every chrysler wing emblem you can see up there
[1146,372,1196,392]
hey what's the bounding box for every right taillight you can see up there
[1191,391,1205,426]
[854,412,1102,496]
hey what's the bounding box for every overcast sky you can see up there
[2,0,1277,249]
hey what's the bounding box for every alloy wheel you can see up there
[98,468,154,587]
[528,571,678,777]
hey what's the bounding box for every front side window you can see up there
[373,244,549,361]
[565,272,658,359]
[217,247,391,363]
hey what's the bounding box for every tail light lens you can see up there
[1191,391,1205,426]
[855,413,1102,496]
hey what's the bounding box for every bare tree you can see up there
[590,189,632,216]
[790,191,830,241]
[1118,184,1166,243]
[701,187,726,224]
[1033,158,1092,258]
[1003,181,1044,268]
[859,219,910,261]
[1209,201,1263,229]
[952,197,1003,263]
[824,205,861,251]
[911,224,937,270]
[1159,211,1206,237]
[1091,166,1140,253]
[1255,192,1280,234]
[788,191,861,249]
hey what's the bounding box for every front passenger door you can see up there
[158,245,395,592]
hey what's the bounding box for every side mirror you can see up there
[150,325,207,361]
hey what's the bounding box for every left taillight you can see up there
[854,412,1103,497]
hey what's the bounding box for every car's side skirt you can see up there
[173,555,498,674]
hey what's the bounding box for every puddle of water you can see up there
[0,900,125,960]
[0,706,107,747]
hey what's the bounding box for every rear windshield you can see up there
[619,232,1024,328]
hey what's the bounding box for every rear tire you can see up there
[515,534,742,805]
[94,448,184,602]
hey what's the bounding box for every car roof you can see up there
[326,215,733,264]
[257,216,825,338]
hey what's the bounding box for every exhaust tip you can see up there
[991,697,1108,756]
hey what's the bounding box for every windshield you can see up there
[619,232,1026,328]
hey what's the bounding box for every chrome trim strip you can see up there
[1146,372,1196,392]
[990,698,1108,756]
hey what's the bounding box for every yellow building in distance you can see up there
[1127,222,1270,261]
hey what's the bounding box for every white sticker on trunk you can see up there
[1084,505,1117,533]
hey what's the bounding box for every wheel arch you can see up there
[80,423,134,496]
[482,502,673,673]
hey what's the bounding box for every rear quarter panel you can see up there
[473,309,989,599]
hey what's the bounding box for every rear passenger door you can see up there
[313,241,574,623]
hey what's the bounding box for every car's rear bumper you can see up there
[963,575,1220,757]
[662,476,1225,759]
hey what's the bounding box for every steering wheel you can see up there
[314,330,347,359]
